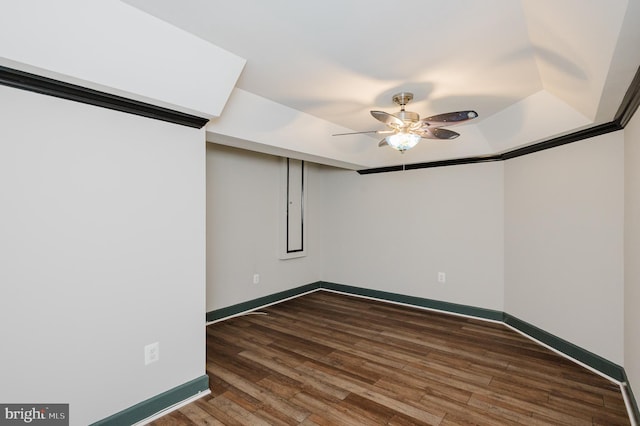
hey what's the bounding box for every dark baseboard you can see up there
[205,282,321,322]
[204,281,502,323]
[502,313,625,382]
[90,375,209,426]
[206,281,638,422]
[318,281,504,321]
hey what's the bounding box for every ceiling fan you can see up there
[333,92,478,153]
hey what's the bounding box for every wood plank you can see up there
[210,363,310,422]
[295,361,446,424]
[292,391,375,426]
[206,394,272,426]
[150,291,631,425]
[239,350,350,400]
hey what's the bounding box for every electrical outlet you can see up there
[253,274,260,284]
[144,342,159,365]
[438,272,446,283]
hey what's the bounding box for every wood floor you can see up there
[150,291,631,425]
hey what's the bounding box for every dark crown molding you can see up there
[359,65,640,175]
[616,65,640,128]
[3,62,638,164]
[0,66,209,129]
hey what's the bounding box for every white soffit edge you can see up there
[207,88,376,170]
[0,0,245,118]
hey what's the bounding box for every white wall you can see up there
[320,162,505,311]
[625,107,640,394]
[504,132,624,364]
[205,144,324,311]
[0,86,206,425]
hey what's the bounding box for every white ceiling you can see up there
[124,0,640,169]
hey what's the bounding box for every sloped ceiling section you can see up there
[0,0,245,118]
[124,0,640,170]
[522,0,628,122]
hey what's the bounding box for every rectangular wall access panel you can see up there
[287,158,304,253]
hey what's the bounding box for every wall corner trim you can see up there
[89,375,209,426]
[0,65,209,129]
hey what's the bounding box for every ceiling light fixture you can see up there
[333,92,477,153]
[385,131,421,153]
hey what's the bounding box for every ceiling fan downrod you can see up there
[392,92,419,123]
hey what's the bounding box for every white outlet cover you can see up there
[144,342,159,365]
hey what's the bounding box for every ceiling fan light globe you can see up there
[385,132,421,152]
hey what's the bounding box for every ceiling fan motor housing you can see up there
[394,110,420,123]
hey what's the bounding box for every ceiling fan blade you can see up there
[332,129,395,136]
[378,139,388,147]
[371,110,404,127]
[421,110,478,127]
[425,127,460,139]
[332,130,379,136]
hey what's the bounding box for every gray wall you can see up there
[504,132,625,364]
[0,86,206,425]
[319,162,505,311]
[625,108,640,394]
[205,144,324,311]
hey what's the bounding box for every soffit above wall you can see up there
[0,0,245,119]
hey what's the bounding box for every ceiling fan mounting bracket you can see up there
[392,92,414,108]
